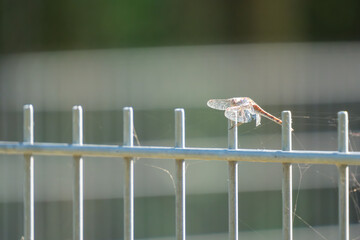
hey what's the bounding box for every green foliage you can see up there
[1,0,360,52]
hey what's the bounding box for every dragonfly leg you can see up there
[228,122,242,130]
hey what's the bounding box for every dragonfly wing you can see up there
[255,113,261,126]
[207,99,232,110]
[225,106,253,123]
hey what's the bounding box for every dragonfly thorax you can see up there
[231,97,252,106]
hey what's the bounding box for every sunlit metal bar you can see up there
[175,109,186,240]
[338,111,349,240]
[2,143,360,165]
[123,107,134,240]
[3,141,360,165]
[23,104,34,240]
[281,111,292,240]
[228,117,238,240]
[73,106,83,240]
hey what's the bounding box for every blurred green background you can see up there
[1,0,360,53]
[1,1,360,240]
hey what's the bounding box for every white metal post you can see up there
[73,106,83,240]
[23,104,34,240]
[338,111,349,240]
[0,105,359,240]
[175,108,186,240]
[228,117,238,240]
[123,107,134,240]
[282,111,293,240]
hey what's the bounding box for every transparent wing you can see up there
[207,99,233,110]
[255,113,261,126]
[224,106,255,123]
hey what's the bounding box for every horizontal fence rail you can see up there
[0,143,359,164]
[0,105,356,240]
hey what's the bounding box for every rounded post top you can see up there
[281,111,292,126]
[123,107,133,112]
[338,111,348,117]
[175,108,185,148]
[282,110,291,115]
[123,107,134,147]
[72,105,83,145]
[23,104,33,111]
[23,104,34,144]
[338,111,348,153]
[72,105,83,112]
[281,110,292,151]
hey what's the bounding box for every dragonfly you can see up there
[207,97,284,128]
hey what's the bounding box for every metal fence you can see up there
[0,104,359,240]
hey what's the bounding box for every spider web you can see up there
[134,110,360,240]
[260,112,360,240]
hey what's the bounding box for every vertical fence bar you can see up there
[23,104,34,240]
[282,111,293,240]
[73,106,83,240]
[228,117,238,240]
[123,107,134,240]
[175,109,186,240]
[338,111,349,240]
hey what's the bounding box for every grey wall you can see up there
[1,42,360,112]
